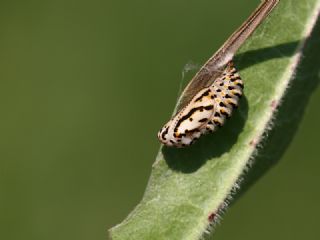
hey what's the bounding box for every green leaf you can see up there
[110,1,320,239]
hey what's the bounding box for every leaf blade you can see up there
[110,1,320,239]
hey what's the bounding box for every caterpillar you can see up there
[158,0,279,147]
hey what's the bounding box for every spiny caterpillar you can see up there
[158,0,279,147]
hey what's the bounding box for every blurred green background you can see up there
[0,0,319,239]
